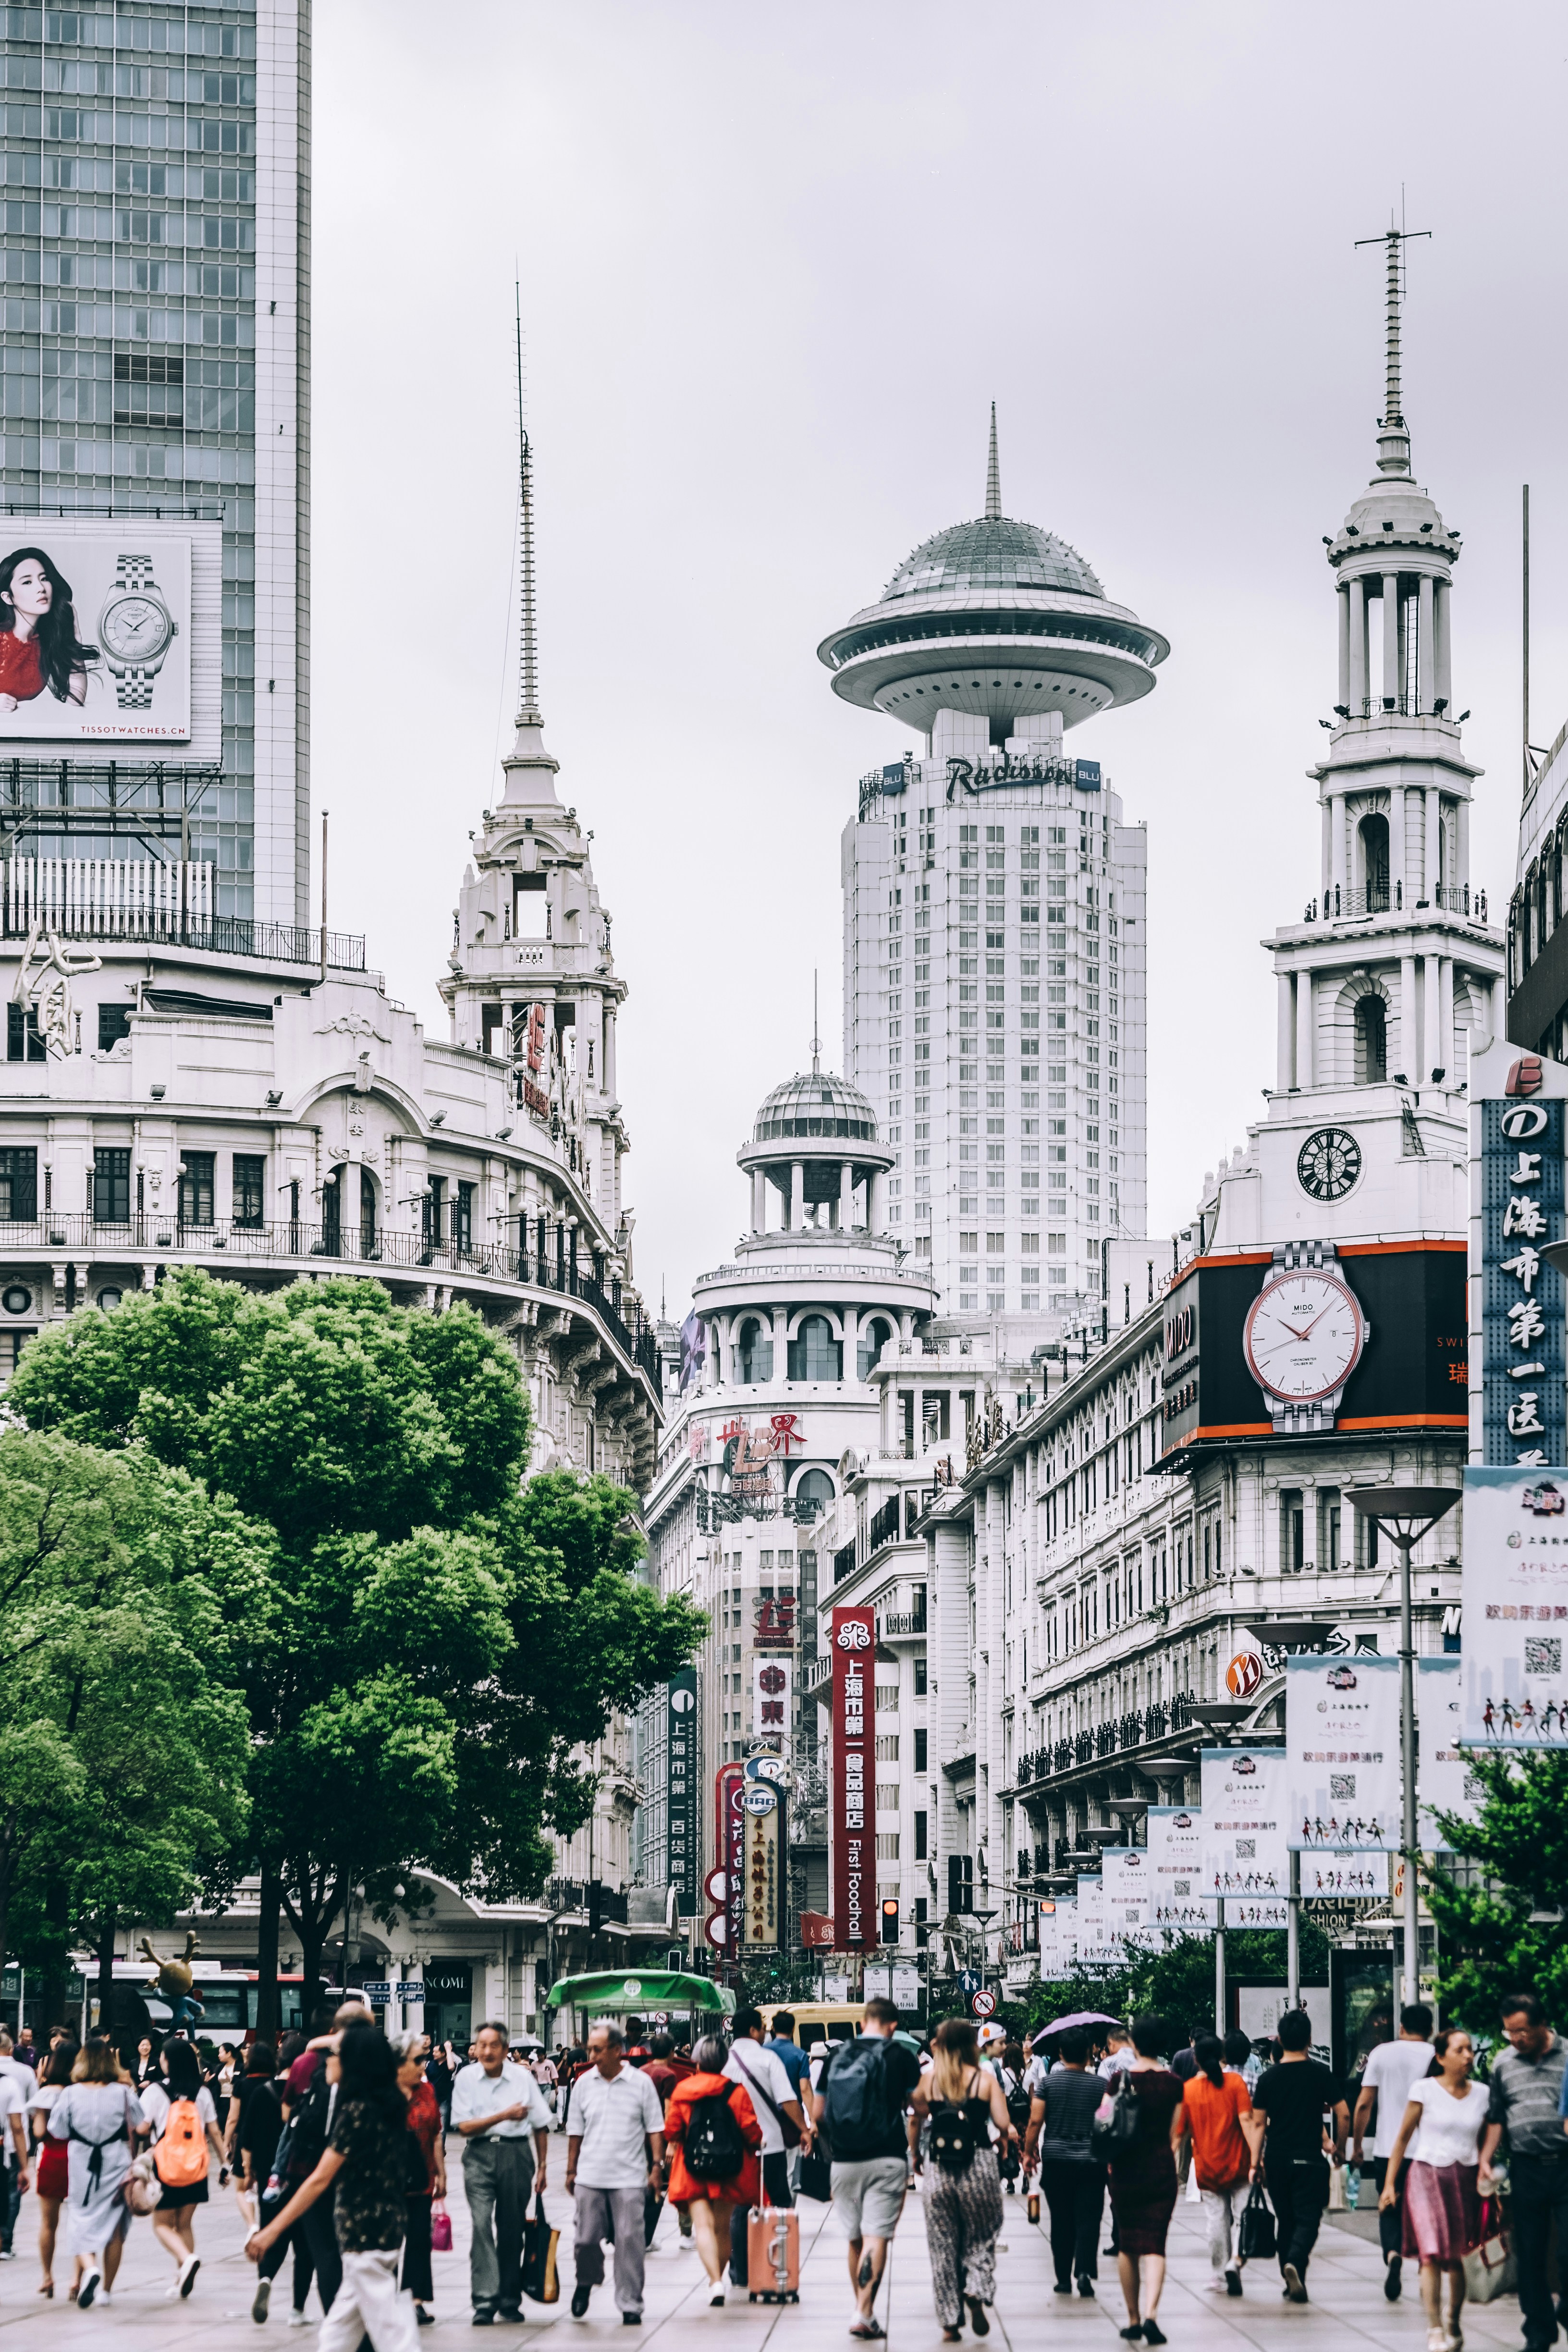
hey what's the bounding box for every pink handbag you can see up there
[430,2201,453,2253]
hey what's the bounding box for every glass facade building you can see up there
[0,0,308,920]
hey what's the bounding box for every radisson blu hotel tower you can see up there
[820,412,1168,1331]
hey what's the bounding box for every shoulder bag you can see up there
[728,2045,802,2148]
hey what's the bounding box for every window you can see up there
[737,1315,773,1382]
[230,1153,265,1228]
[0,1150,37,1221]
[914,1810,928,1860]
[322,1167,343,1252]
[178,1151,214,1227]
[97,1004,132,1051]
[914,1727,928,1773]
[93,1147,131,1225]
[1359,811,1390,909]
[857,1315,892,1379]
[1281,1487,1306,1572]
[876,1782,900,1810]
[948,1852,974,1913]
[424,1174,445,1247]
[1320,1487,1342,1570]
[876,1736,900,1762]
[1355,992,1387,1084]
[913,1657,927,1695]
[6,1004,44,1063]
[788,1315,842,1381]
[359,1167,378,1256]
[793,1466,834,1513]
[455,1180,475,1252]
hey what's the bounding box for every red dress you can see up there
[0,632,44,702]
[662,2071,761,2208]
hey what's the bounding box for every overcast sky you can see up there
[311,1,1568,1319]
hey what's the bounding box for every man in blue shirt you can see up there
[765,2012,811,2198]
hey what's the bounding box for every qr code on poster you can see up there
[1331,1774,1357,1799]
[1525,1638,1562,1676]
[1173,1880,1191,1896]
[1235,1839,1255,1858]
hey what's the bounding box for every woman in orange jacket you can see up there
[661,2036,763,2305]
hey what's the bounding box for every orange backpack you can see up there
[153,2098,208,2188]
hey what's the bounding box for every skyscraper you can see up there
[820,412,1167,1324]
[0,0,308,922]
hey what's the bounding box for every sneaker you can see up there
[179,2253,202,2299]
[253,2275,272,2324]
[288,2315,312,2329]
[78,2266,102,2312]
[623,2315,642,2327]
[1225,2269,1243,2298]
[473,2315,496,2329]
[1385,2256,1403,2303]
[1283,2264,1308,2304]
[571,2284,592,2319]
[1426,2331,1447,2352]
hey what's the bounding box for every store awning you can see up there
[544,1970,734,2014]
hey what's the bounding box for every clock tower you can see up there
[1208,232,1506,1277]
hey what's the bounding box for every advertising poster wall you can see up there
[0,526,195,745]
[1201,1746,1288,1899]
[1462,1467,1568,1745]
[1286,1654,1401,1849]
[1077,1874,1118,1966]
[1039,1899,1076,1977]
[830,1606,875,1949]
[1145,1805,1215,1931]
[1418,1657,1481,1849]
[1299,1851,1386,1899]
[666,1670,699,1915]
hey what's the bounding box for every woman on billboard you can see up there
[0,547,99,709]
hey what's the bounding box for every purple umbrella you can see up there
[1035,2010,1121,2036]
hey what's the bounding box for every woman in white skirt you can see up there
[1379,2028,1490,2352]
[45,2042,146,2310]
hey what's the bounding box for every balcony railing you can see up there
[1304,882,1486,924]
[880,1609,927,1638]
[1013,1692,1197,1791]
[2,857,371,974]
[866,1494,901,1554]
[0,1212,660,1383]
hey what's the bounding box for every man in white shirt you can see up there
[0,2034,33,2261]
[722,2008,808,2288]
[453,2020,554,2325]
[1351,2002,1434,2303]
[566,2023,665,2324]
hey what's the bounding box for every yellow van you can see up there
[759,2001,866,2052]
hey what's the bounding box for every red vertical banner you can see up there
[717,1762,746,1956]
[831,1606,876,1950]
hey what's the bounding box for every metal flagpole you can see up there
[1287,1849,1301,2009]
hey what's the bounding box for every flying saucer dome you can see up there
[818,411,1168,744]
[752,1070,877,1145]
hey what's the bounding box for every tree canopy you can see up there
[9,1270,705,2010]
[1427,1749,1568,2027]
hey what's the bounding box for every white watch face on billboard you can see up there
[1243,1271,1366,1404]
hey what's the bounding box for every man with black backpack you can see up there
[810,1999,921,2339]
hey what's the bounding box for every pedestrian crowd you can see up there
[0,1984,1559,2351]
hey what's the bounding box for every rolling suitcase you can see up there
[746,2203,800,2303]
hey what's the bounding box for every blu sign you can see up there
[1482,1097,1566,1465]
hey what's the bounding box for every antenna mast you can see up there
[1525,483,1534,796]
[984,402,1001,521]
[515,285,539,725]
[1354,220,1429,478]
[811,970,821,1076]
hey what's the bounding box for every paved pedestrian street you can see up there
[0,2163,1533,2352]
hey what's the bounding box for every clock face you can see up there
[1297,1126,1361,1202]
[101,594,170,662]
[1243,1271,1367,1405]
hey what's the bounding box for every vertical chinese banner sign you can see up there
[831,1606,875,1950]
[666,1670,699,1915]
[752,1655,793,1749]
[742,1793,781,1948]
[1482,1096,1565,1465]
[715,1763,745,1955]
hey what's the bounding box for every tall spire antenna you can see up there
[514,282,540,724]
[1354,220,1429,477]
[984,401,1002,521]
[811,969,821,1076]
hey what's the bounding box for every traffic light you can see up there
[880,1898,900,1945]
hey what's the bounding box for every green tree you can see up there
[0,1431,257,2020]
[995,1923,1332,2042]
[10,1272,706,2020]
[1426,1749,1568,2029]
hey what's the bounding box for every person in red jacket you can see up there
[661,2037,762,2305]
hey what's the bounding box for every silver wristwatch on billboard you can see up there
[98,555,177,709]
[1242,1237,1370,1435]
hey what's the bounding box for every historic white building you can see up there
[820,410,1164,1327]
[814,238,1507,1994]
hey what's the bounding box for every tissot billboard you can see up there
[0,524,215,749]
[1160,1240,1467,1461]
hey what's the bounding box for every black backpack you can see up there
[684,2088,746,2180]
[822,2038,897,2161]
[928,2098,982,2176]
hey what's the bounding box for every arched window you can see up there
[358,1166,378,1257]
[788,1315,842,1382]
[1359,812,1389,911]
[322,1167,343,1255]
[793,1467,834,1514]
[735,1315,772,1384]
[857,1315,894,1380]
[1354,993,1387,1085]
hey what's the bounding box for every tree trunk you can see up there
[37,1875,70,2035]
[254,1861,282,2045]
[94,1912,116,2037]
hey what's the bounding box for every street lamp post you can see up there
[1348,1485,1461,2010]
